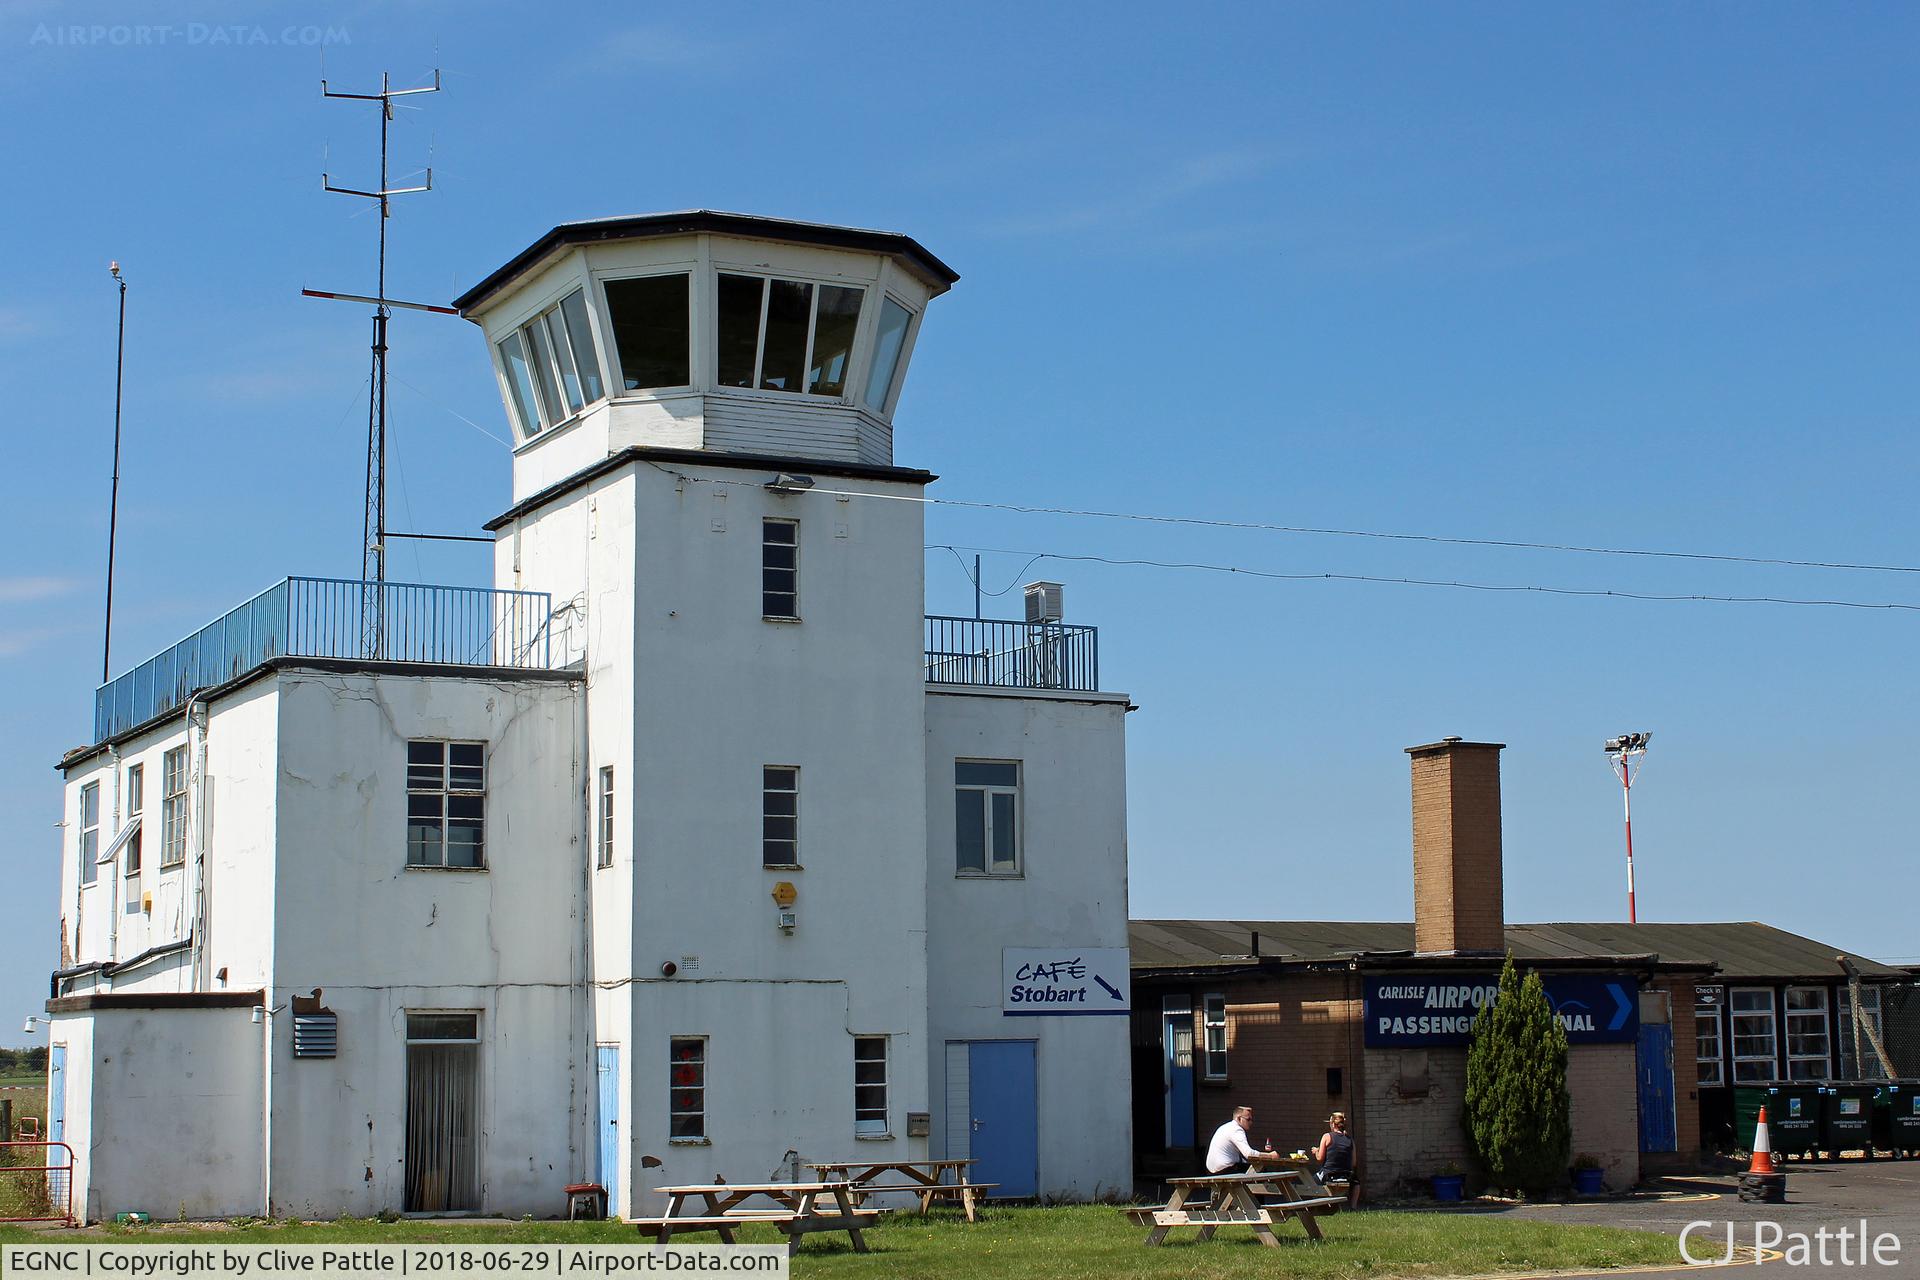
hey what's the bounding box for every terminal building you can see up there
[46,211,1134,1222]
[1131,738,1905,1194]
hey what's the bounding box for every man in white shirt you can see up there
[1205,1104,1272,1173]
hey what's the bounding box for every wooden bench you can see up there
[808,1159,995,1222]
[1123,1171,1333,1246]
[637,1181,882,1255]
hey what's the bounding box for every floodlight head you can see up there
[765,472,815,494]
[251,1006,265,1025]
[22,1016,41,1035]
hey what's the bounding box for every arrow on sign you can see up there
[1094,975,1125,1003]
[1608,983,1634,1032]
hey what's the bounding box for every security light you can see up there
[21,1016,40,1035]
[251,1006,265,1024]
[765,473,815,494]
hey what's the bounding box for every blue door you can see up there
[1637,1023,1677,1153]
[47,1045,66,1148]
[968,1041,1038,1198]
[596,1046,620,1213]
[1163,1003,1195,1149]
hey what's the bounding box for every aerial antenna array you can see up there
[309,68,446,656]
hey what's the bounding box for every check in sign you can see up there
[1003,947,1130,1016]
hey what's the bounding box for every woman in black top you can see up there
[1314,1112,1357,1206]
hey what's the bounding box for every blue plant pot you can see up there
[1432,1174,1465,1202]
[1572,1167,1605,1195]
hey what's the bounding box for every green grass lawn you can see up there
[0,1206,1681,1279]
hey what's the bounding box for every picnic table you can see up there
[807,1158,996,1222]
[1121,1171,1343,1247]
[634,1181,882,1255]
[1249,1150,1359,1207]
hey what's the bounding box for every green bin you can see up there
[1885,1084,1920,1157]
[1820,1084,1876,1157]
[1735,1084,1822,1159]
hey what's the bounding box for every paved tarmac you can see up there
[1487,1158,1920,1277]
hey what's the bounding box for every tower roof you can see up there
[454,210,959,314]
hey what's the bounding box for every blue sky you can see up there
[3,2,1916,1038]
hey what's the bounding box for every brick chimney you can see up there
[1406,737,1506,956]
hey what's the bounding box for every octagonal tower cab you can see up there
[454,210,958,500]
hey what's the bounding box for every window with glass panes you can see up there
[1731,987,1778,1082]
[762,520,798,619]
[78,781,100,886]
[603,274,691,392]
[124,763,143,876]
[1696,998,1724,1086]
[854,1037,888,1136]
[1202,994,1228,1080]
[161,746,189,867]
[407,741,486,868]
[1839,985,1891,1080]
[1784,987,1831,1080]
[863,297,913,410]
[597,766,615,870]
[669,1038,706,1139]
[496,287,607,439]
[715,274,864,395]
[955,762,1019,875]
[763,767,799,866]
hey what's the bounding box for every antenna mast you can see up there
[319,69,439,656]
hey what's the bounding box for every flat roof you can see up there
[453,210,960,314]
[1130,918,1907,982]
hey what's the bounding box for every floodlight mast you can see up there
[1604,733,1651,922]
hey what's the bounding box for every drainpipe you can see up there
[188,694,212,989]
[106,746,122,975]
[257,999,277,1218]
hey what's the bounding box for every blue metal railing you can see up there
[924,615,1100,692]
[94,577,556,742]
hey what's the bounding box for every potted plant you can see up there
[1431,1161,1466,1202]
[1570,1153,1605,1196]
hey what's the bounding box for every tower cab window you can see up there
[716,274,863,396]
[603,273,691,393]
[498,287,605,439]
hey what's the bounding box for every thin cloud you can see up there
[0,308,39,341]
[982,146,1285,238]
[0,576,83,604]
[592,24,740,71]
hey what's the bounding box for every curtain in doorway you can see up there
[406,1043,479,1212]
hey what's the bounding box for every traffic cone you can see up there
[1748,1106,1778,1175]
[1739,1105,1786,1203]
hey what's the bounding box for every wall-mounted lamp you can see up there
[251,1003,288,1025]
[21,1016,42,1035]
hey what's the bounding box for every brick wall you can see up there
[1192,973,1363,1160]
[1567,1043,1640,1187]
[1361,1045,1474,1194]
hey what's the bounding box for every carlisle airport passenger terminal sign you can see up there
[1364,974,1640,1046]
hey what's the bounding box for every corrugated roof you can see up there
[1129,919,1905,982]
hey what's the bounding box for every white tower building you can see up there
[45,212,1132,1222]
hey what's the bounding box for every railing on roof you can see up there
[924,615,1099,693]
[94,577,556,742]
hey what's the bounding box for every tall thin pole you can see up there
[103,262,127,683]
[974,553,981,620]
[1619,764,1636,924]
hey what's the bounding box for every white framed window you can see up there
[716,273,864,396]
[854,1036,889,1137]
[407,741,486,869]
[603,273,691,393]
[955,761,1020,876]
[1202,993,1228,1081]
[1784,986,1830,1081]
[763,767,799,866]
[78,781,100,886]
[1730,987,1778,1082]
[1839,985,1890,1080]
[160,746,189,868]
[762,519,798,619]
[597,766,615,869]
[124,763,143,877]
[669,1037,706,1140]
[498,286,607,438]
[863,296,915,412]
[1696,1000,1724,1087]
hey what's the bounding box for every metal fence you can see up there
[923,615,1100,692]
[0,1141,75,1226]
[95,577,556,742]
